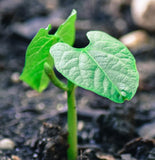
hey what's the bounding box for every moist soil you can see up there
[0,0,155,160]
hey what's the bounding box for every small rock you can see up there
[131,0,155,31]
[33,153,38,159]
[35,103,45,112]
[138,121,155,139]
[137,60,155,91]
[39,0,58,10]
[114,18,127,33]
[81,131,88,141]
[26,90,40,98]
[0,138,15,150]
[78,121,84,131]
[11,72,20,83]
[96,152,115,160]
[11,155,21,160]
[120,30,151,50]
[121,154,137,160]
[56,103,64,111]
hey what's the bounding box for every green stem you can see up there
[44,62,68,91]
[44,62,77,159]
[67,80,77,160]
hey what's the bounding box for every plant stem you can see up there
[67,80,77,160]
[44,62,77,159]
[44,62,68,91]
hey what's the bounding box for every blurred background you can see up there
[0,0,155,159]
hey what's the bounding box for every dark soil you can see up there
[0,0,155,160]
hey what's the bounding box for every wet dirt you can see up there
[0,0,155,160]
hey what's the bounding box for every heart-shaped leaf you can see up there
[20,9,77,92]
[50,31,139,103]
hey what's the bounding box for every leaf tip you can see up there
[45,24,52,32]
[71,9,77,16]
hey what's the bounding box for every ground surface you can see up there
[0,0,155,160]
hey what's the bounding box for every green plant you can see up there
[20,9,139,160]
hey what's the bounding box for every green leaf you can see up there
[20,9,77,92]
[20,24,56,92]
[55,9,77,46]
[50,31,139,103]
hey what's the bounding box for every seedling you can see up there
[20,9,139,160]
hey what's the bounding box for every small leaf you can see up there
[50,31,139,103]
[55,9,77,46]
[20,9,77,92]
[20,24,56,92]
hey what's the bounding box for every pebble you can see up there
[0,138,15,150]
[78,121,84,131]
[11,155,21,160]
[120,30,151,50]
[81,131,88,140]
[137,60,155,91]
[138,121,155,139]
[137,60,155,80]
[35,103,45,112]
[96,152,115,160]
[114,18,127,33]
[26,90,40,98]
[11,72,20,83]
[56,103,64,111]
[33,153,38,159]
[120,154,137,160]
[40,0,58,10]
[131,0,155,31]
